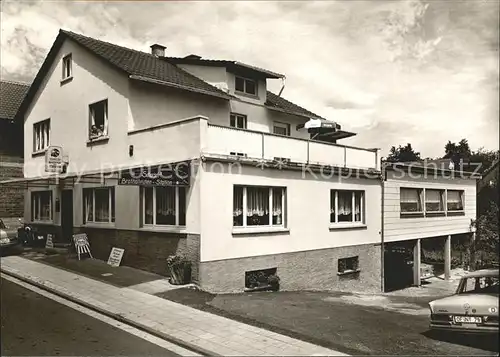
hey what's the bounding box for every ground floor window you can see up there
[338,256,359,274]
[142,186,186,226]
[83,187,115,223]
[233,185,286,227]
[32,191,52,221]
[330,190,364,224]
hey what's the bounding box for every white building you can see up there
[1,29,478,294]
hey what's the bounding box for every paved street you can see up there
[1,277,182,356]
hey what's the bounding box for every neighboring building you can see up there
[382,162,479,291]
[0,80,30,225]
[477,159,499,214]
[3,29,383,293]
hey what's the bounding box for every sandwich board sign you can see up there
[45,234,54,249]
[73,233,92,260]
[107,247,125,267]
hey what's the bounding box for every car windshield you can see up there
[458,276,499,294]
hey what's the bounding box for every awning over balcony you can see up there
[296,119,357,143]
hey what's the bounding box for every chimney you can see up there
[150,44,166,57]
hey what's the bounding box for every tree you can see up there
[385,143,422,163]
[444,139,471,158]
[472,201,499,268]
[442,139,499,173]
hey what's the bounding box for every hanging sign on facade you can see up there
[118,161,190,187]
[107,247,125,267]
[45,146,64,173]
[45,234,54,249]
[73,233,93,260]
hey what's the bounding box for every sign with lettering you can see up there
[118,161,190,187]
[45,146,64,173]
[45,234,54,249]
[107,247,125,267]
[72,233,93,260]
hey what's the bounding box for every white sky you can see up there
[1,0,498,157]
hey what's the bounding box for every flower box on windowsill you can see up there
[87,135,109,146]
[337,269,361,276]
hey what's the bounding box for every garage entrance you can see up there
[383,240,415,292]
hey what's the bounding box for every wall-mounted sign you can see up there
[73,233,93,260]
[107,247,125,267]
[45,146,64,173]
[45,234,54,249]
[118,161,190,187]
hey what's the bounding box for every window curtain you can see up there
[156,187,175,225]
[272,188,283,225]
[103,102,109,136]
[233,187,243,217]
[354,192,362,221]
[95,189,110,222]
[35,127,41,151]
[144,187,154,224]
[400,188,419,203]
[337,191,352,215]
[447,190,463,210]
[246,187,268,217]
[84,190,93,223]
[426,189,442,211]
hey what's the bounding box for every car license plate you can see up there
[454,316,482,324]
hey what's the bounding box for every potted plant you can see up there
[167,255,192,285]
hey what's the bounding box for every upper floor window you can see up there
[142,186,186,226]
[32,191,52,222]
[273,121,291,136]
[62,54,72,80]
[33,119,50,152]
[330,190,364,224]
[83,187,115,224]
[233,185,285,227]
[447,190,464,212]
[425,189,445,212]
[235,76,257,96]
[230,113,247,129]
[89,99,108,140]
[400,188,423,214]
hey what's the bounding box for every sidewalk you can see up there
[1,256,345,356]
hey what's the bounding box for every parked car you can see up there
[428,269,499,334]
[0,218,21,254]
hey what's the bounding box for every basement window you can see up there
[338,256,360,275]
[245,267,277,290]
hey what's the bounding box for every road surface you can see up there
[1,276,189,356]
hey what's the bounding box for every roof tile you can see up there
[0,80,30,121]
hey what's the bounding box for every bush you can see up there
[267,274,280,291]
[167,255,191,285]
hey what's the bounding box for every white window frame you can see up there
[273,121,291,136]
[230,113,247,129]
[62,54,72,80]
[330,190,365,225]
[33,119,50,153]
[89,99,109,140]
[424,188,445,214]
[233,185,286,228]
[235,76,258,96]
[142,186,186,227]
[399,187,424,215]
[31,191,53,222]
[445,189,465,213]
[83,187,115,224]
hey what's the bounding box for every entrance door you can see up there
[61,190,73,242]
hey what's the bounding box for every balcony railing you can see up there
[204,124,379,170]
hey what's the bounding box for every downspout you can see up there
[380,160,386,293]
[278,76,286,97]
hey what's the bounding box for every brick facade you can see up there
[199,243,382,293]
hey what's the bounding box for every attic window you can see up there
[235,76,257,96]
[62,54,72,80]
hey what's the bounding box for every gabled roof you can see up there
[0,80,30,121]
[16,29,325,123]
[265,91,323,120]
[166,56,284,79]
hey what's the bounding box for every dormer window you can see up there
[62,54,72,81]
[235,76,257,96]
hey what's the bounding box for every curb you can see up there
[1,267,219,357]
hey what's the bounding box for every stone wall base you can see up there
[199,243,382,294]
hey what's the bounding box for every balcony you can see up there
[204,124,379,171]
